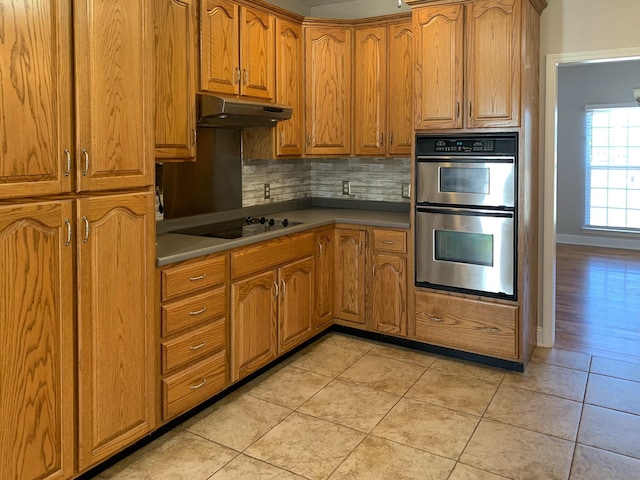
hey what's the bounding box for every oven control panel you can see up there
[433,139,495,153]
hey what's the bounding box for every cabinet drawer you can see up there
[162,254,227,301]
[162,350,227,420]
[371,229,407,253]
[414,291,518,359]
[161,319,226,373]
[231,231,314,279]
[162,286,226,336]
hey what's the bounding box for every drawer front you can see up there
[162,350,227,420]
[231,231,314,279]
[162,319,226,373]
[414,291,518,359]
[371,229,407,253]
[162,254,227,301]
[162,286,226,336]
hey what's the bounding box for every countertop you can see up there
[156,207,410,266]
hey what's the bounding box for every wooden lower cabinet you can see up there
[0,201,75,480]
[414,290,518,360]
[334,227,366,324]
[158,252,229,421]
[369,253,407,336]
[231,270,279,382]
[314,227,334,329]
[77,192,156,469]
[230,232,315,382]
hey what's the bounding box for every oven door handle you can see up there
[416,155,515,163]
[416,206,514,218]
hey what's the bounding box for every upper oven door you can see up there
[416,156,515,208]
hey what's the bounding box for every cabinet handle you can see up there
[235,67,241,85]
[358,241,362,254]
[456,102,460,119]
[469,102,472,118]
[63,149,71,177]
[427,315,443,323]
[273,281,279,298]
[190,378,207,390]
[243,68,248,85]
[281,278,286,295]
[189,274,207,281]
[372,265,376,276]
[307,133,311,146]
[82,216,89,243]
[81,149,89,176]
[64,219,72,247]
[189,341,207,351]
[192,128,197,146]
[382,240,395,245]
[389,131,393,145]
[317,241,323,257]
[189,307,207,316]
[280,131,284,148]
[485,327,500,333]
[380,132,384,146]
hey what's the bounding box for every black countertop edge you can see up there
[156,198,410,234]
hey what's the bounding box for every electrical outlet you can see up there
[264,183,271,199]
[402,183,411,198]
[342,180,351,195]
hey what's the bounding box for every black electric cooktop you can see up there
[171,216,302,239]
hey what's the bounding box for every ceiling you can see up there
[294,0,356,5]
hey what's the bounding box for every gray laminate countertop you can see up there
[156,207,410,266]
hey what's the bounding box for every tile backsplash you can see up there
[242,157,411,207]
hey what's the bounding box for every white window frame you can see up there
[584,103,640,234]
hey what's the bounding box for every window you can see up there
[585,106,640,231]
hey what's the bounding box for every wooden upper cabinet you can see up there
[200,0,239,95]
[77,191,155,469]
[466,0,520,128]
[414,0,521,130]
[305,26,352,156]
[0,201,75,480]
[414,4,464,130]
[74,0,153,192]
[0,0,73,200]
[387,21,414,156]
[200,1,275,100]
[276,18,304,156]
[240,7,275,100]
[354,26,387,157]
[153,0,198,160]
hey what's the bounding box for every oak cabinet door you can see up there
[200,0,239,95]
[77,192,155,469]
[334,228,366,324]
[314,228,334,329]
[231,270,278,381]
[414,4,464,130]
[466,0,520,127]
[278,256,314,353]
[0,201,74,480]
[74,0,153,192]
[304,27,352,156]
[354,26,387,156]
[0,0,73,199]
[387,22,414,156]
[369,253,407,336]
[240,6,275,100]
[276,18,304,156]
[153,0,198,160]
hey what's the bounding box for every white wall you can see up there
[309,0,410,18]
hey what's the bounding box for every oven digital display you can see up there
[439,167,490,195]
[434,230,494,267]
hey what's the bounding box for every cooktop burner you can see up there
[171,216,302,239]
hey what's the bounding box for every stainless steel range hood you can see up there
[196,93,292,128]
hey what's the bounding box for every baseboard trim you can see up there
[556,233,640,251]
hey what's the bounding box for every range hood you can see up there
[196,93,292,128]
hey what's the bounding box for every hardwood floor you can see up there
[555,243,640,363]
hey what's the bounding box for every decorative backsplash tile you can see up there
[242,157,411,207]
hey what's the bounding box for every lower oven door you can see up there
[415,206,515,299]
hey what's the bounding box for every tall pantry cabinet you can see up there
[0,1,155,478]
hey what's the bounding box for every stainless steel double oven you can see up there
[414,134,517,300]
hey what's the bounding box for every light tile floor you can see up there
[97,333,640,480]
